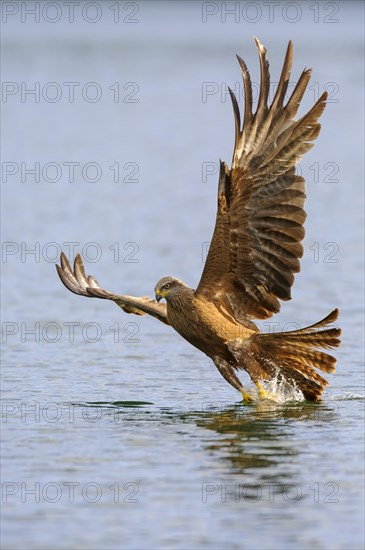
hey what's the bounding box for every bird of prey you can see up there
[57,38,341,402]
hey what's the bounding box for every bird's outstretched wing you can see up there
[196,38,328,320]
[56,252,169,325]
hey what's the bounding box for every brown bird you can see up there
[57,38,341,402]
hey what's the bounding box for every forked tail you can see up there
[230,309,341,401]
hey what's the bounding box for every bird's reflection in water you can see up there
[190,400,339,483]
[76,397,338,489]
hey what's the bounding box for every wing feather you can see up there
[56,253,169,325]
[196,39,327,319]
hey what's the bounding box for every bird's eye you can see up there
[164,283,170,290]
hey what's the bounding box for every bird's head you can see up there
[154,276,187,303]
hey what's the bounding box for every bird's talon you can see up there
[256,382,276,401]
[240,389,254,403]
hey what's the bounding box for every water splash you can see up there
[260,375,305,403]
[242,370,305,404]
[325,392,365,401]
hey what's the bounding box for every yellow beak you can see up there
[155,288,169,302]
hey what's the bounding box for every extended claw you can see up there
[240,388,254,403]
[255,382,276,401]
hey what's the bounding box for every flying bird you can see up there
[57,38,341,402]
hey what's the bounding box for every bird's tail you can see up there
[229,309,341,401]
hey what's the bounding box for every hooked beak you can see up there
[155,290,162,302]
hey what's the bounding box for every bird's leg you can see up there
[212,356,254,403]
[240,388,254,402]
[255,381,276,401]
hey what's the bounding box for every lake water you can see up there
[1,2,364,549]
